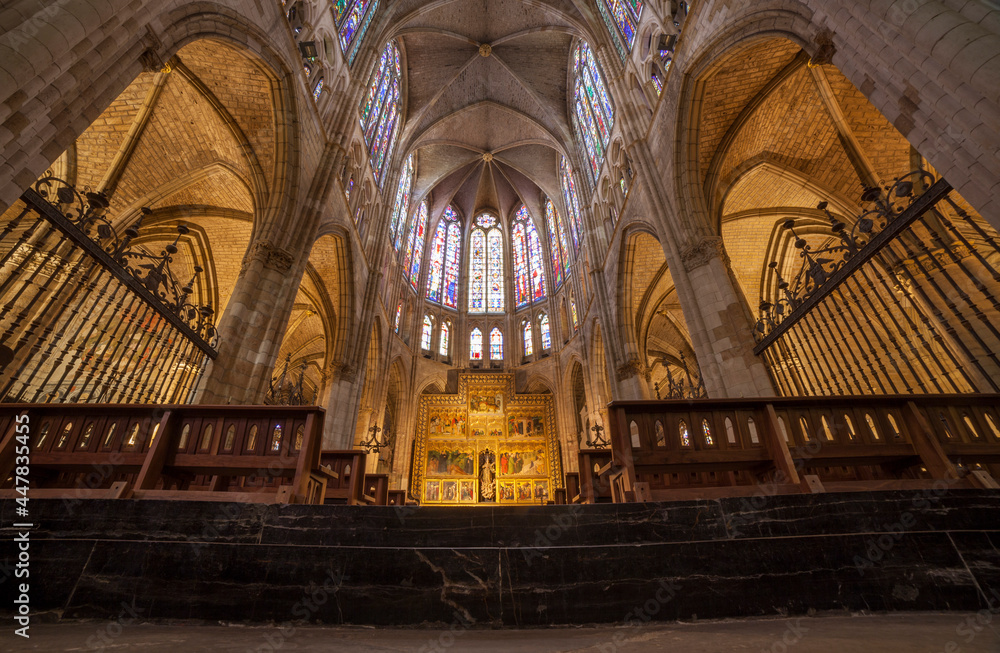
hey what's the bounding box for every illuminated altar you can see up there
[411,373,563,505]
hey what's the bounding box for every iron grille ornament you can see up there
[586,423,609,449]
[264,354,309,406]
[31,176,218,343]
[754,170,944,342]
[654,353,707,400]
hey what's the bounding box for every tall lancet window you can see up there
[572,41,615,187]
[470,327,483,360]
[359,40,402,185]
[523,320,534,356]
[545,199,571,289]
[389,154,414,249]
[402,201,428,290]
[421,316,433,350]
[560,157,584,251]
[468,214,504,313]
[597,0,643,60]
[426,206,461,308]
[512,206,547,308]
[334,0,379,65]
[539,314,552,350]
[490,328,503,361]
[439,321,450,357]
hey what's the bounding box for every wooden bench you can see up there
[0,404,327,504]
[606,395,1000,502]
[320,450,367,505]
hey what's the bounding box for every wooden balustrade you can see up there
[0,404,327,504]
[606,395,1000,502]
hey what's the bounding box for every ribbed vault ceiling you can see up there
[385,0,592,219]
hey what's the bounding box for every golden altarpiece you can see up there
[410,373,563,505]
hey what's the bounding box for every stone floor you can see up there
[3,613,1000,652]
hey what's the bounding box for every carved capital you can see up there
[615,357,650,382]
[681,236,728,272]
[243,240,294,272]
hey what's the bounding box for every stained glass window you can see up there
[470,327,483,360]
[679,420,691,446]
[490,328,503,361]
[651,68,663,95]
[359,40,401,186]
[333,0,378,65]
[394,303,402,332]
[571,298,579,328]
[469,230,485,311]
[468,214,504,313]
[545,199,570,289]
[345,175,354,202]
[390,154,414,249]
[572,42,615,187]
[539,314,552,350]
[439,321,450,356]
[559,157,584,251]
[597,0,643,61]
[421,316,433,350]
[512,206,547,308]
[426,206,461,308]
[523,321,533,356]
[312,77,324,102]
[402,201,428,289]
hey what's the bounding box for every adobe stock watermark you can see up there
[728,437,824,538]
[188,444,298,558]
[853,478,959,576]
[84,600,145,651]
[415,609,477,653]
[519,503,584,566]
[0,0,74,51]
[597,578,682,652]
[760,618,810,653]
[247,567,348,653]
[935,587,1000,653]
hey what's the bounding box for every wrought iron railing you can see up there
[0,177,218,403]
[752,170,1000,396]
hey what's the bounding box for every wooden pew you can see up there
[577,449,614,504]
[362,473,389,505]
[564,472,580,504]
[606,395,1000,502]
[0,404,328,504]
[320,450,367,505]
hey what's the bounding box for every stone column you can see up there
[679,236,775,397]
[195,239,302,404]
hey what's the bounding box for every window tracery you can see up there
[359,40,401,185]
[468,214,504,313]
[389,154,414,249]
[572,42,615,187]
[512,206,547,308]
[402,201,428,290]
[426,206,461,308]
[333,0,378,65]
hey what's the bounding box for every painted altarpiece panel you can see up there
[411,373,562,505]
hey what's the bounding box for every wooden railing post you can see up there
[293,410,324,502]
[903,401,960,481]
[134,409,178,491]
[763,403,802,486]
[607,406,636,499]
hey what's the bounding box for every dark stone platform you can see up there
[3,490,1000,626]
